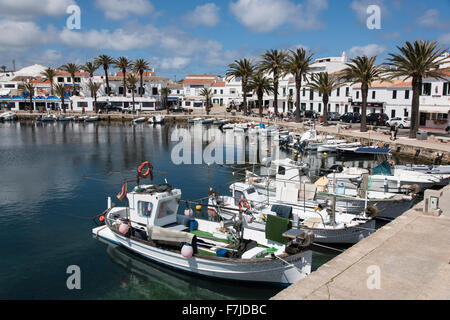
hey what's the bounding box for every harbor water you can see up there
[0,121,416,299]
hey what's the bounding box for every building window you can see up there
[391,110,395,118]
[404,108,408,117]
[310,103,313,110]
[392,90,397,99]
[4,84,15,88]
[58,77,64,83]
[328,104,331,112]
[283,88,286,96]
[405,90,410,99]
[152,87,158,95]
[318,103,321,112]
[214,89,217,94]
[119,87,124,95]
[356,91,359,99]
[289,89,293,96]
[185,102,191,106]
[74,77,81,83]
[421,83,431,96]
[443,83,450,96]
[309,90,314,100]
[345,87,350,97]
[372,91,376,99]
[345,104,348,113]
[301,103,306,110]
[303,88,306,97]
[220,89,223,95]
[336,88,340,97]
[66,77,71,82]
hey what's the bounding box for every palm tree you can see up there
[285,48,314,122]
[60,63,80,96]
[41,67,56,96]
[115,57,133,97]
[226,58,254,114]
[54,83,67,113]
[88,82,102,113]
[258,49,288,116]
[23,82,35,113]
[200,88,213,115]
[307,72,341,126]
[383,40,447,138]
[133,58,150,97]
[248,72,274,118]
[340,55,383,132]
[126,74,139,113]
[161,87,171,114]
[81,61,99,98]
[94,55,115,96]
[1,65,6,73]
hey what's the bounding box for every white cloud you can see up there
[348,44,387,58]
[0,0,75,19]
[95,0,154,20]
[0,19,57,51]
[229,0,327,33]
[59,25,159,50]
[183,3,220,27]
[417,9,449,29]
[438,33,450,46]
[154,57,191,71]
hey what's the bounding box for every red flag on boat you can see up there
[116,182,127,201]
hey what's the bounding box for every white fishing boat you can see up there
[208,183,376,244]
[317,141,361,153]
[187,117,202,124]
[133,117,146,124]
[395,164,450,185]
[202,118,215,124]
[246,158,416,219]
[85,116,99,122]
[148,115,166,124]
[0,111,18,121]
[92,163,313,286]
[327,161,443,193]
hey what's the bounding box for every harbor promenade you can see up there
[272,184,450,300]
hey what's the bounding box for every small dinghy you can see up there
[132,117,146,124]
[85,116,99,122]
[0,111,18,121]
[187,117,202,124]
[92,162,313,286]
[148,115,166,124]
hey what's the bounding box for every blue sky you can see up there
[0,0,448,80]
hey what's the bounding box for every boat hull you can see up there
[93,225,312,286]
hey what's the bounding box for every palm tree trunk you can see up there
[94,93,97,113]
[295,78,301,123]
[258,91,263,118]
[273,79,278,116]
[104,67,110,96]
[242,80,247,114]
[410,77,421,139]
[123,69,126,97]
[29,97,33,113]
[140,72,144,97]
[71,75,76,96]
[132,91,135,113]
[323,95,329,126]
[50,80,54,96]
[62,97,66,114]
[361,84,368,132]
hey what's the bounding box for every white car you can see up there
[386,117,410,128]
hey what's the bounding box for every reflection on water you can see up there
[0,121,415,299]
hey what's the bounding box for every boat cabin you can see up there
[126,184,182,231]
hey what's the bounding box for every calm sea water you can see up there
[0,121,408,300]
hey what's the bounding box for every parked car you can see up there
[386,117,411,128]
[98,104,122,113]
[327,112,341,121]
[340,112,361,123]
[366,113,389,126]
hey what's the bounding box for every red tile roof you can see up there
[212,81,226,87]
[182,78,215,85]
[116,70,155,77]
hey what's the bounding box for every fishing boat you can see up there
[187,117,202,124]
[246,158,416,219]
[36,114,57,122]
[92,163,313,286]
[57,116,73,122]
[133,117,146,124]
[208,184,376,244]
[85,116,99,122]
[317,141,361,153]
[148,115,166,124]
[326,161,443,193]
[0,111,18,121]
[336,145,391,156]
[202,118,215,124]
[395,164,450,185]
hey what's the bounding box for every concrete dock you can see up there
[272,184,450,300]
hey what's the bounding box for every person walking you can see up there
[390,123,396,140]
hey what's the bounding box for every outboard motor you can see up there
[329,164,344,173]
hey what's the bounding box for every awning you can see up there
[419,106,450,113]
[167,97,179,101]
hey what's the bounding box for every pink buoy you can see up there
[119,223,129,235]
[181,244,193,258]
[184,209,193,217]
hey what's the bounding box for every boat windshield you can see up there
[137,201,153,217]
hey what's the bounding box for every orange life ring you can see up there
[238,198,251,211]
[137,161,153,179]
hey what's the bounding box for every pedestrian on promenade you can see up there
[390,123,396,140]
